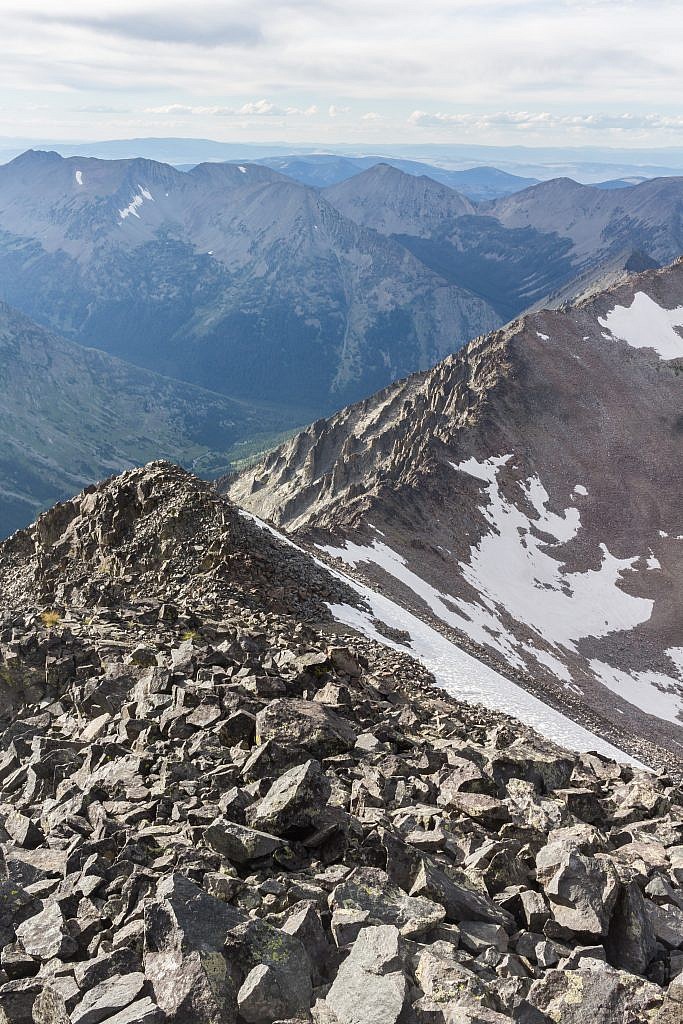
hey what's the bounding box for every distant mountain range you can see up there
[216,156,541,201]
[230,258,683,762]
[323,164,683,320]
[0,150,499,412]
[1,149,683,536]
[2,136,683,184]
[0,302,298,537]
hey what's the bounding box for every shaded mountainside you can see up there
[324,166,683,322]
[0,461,682,1021]
[229,260,683,763]
[489,176,683,267]
[0,303,300,538]
[0,150,500,410]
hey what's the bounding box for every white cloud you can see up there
[1,1,681,145]
[408,110,683,134]
[144,100,320,119]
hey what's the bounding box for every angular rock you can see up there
[255,699,357,758]
[646,901,683,948]
[326,925,407,1024]
[203,819,288,864]
[15,902,76,961]
[330,867,445,939]
[223,916,312,1022]
[521,962,663,1023]
[71,973,147,1024]
[536,843,620,936]
[95,998,163,1024]
[459,921,508,955]
[410,860,513,929]
[605,880,657,975]
[282,902,331,985]
[3,810,44,849]
[143,874,242,1023]
[246,759,331,837]
[0,978,42,1024]
[519,890,550,933]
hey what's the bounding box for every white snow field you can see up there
[242,511,645,766]
[599,291,683,360]
[321,456,655,670]
[319,455,683,729]
[590,657,683,727]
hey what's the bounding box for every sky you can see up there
[2,0,683,148]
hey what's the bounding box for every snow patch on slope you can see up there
[320,535,527,669]
[589,658,683,725]
[318,455,678,722]
[119,185,154,222]
[450,455,653,652]
[322,457,652,674]
[599,291,683,360]
[328,592,645,767]
[75,170,83,186]
[239,510,643,764]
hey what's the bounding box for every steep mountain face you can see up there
[0,302,295,538]
[0,462,682,1023]
[230,260,683,763]
[324,167,683,322]
[489,176,683,267]
[0,150,500,410]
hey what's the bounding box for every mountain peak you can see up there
[324,161,474,234]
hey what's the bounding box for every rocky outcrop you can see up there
[228,259,683,770]
[0,463,680,1021]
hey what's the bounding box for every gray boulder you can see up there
[536,843,619,936]
[410,860,513,929]
[255,699,357,758]
[247,759,331,837]
[143,874,242,1023]
[15,902,76,961]
[605,880,657,975]
[224,916,313,1023]
[330,867,445,939]
[520,961,663,1023]
[203,819,288,864]
[326,925,407,1024]
[71,973,147,1024]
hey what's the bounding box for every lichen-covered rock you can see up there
[330,867,445,939]
[255,699,357,758]
[143,875,242,1023]
[521,962,664,1023]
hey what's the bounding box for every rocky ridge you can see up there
[228,260,683,767]
[0,462,681,1022]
